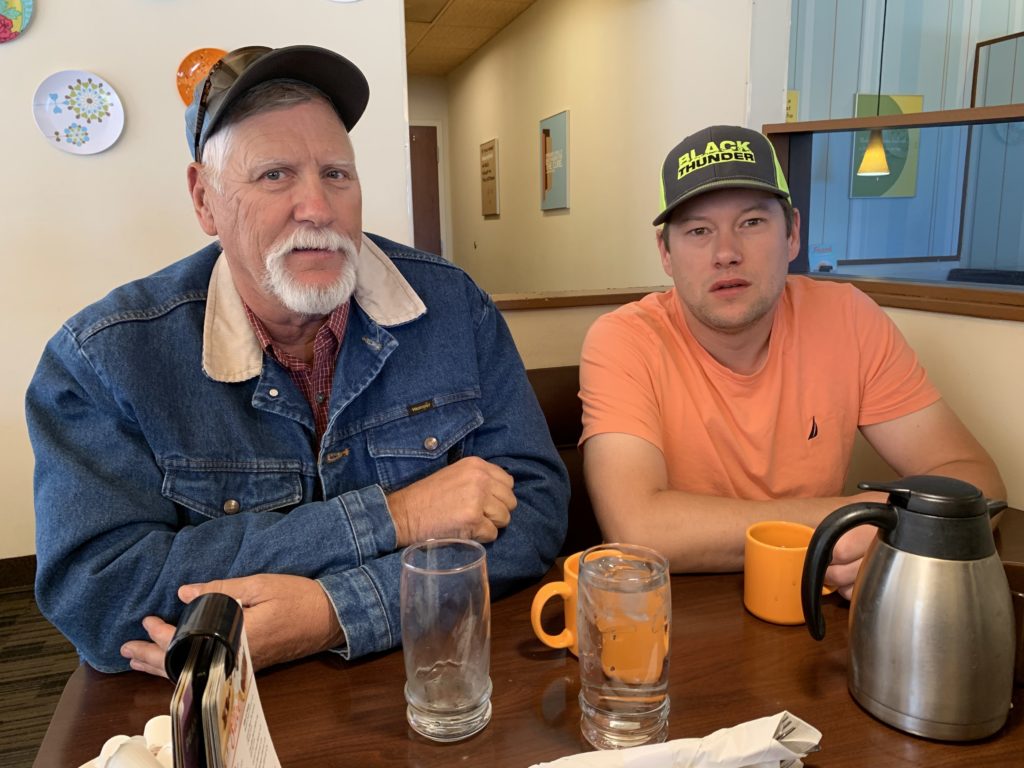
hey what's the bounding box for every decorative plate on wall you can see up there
[0,0,34,43]
[176,47,227,105]
[32,70,126,155]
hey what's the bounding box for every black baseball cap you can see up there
[653,125,790,226]
[184,44,370,162]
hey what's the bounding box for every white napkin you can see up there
[78,715,173,768]
[530,711,821,768]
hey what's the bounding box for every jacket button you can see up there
[423,436,439,451]
[222,499,241,514]
[268,388,279,398]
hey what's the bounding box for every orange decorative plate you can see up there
[176,47,227,105]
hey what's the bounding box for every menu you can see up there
[169,596,280,768]
[96,594,282,768]
[197,630,279,768]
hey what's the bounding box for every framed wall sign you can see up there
[540,110,569,210]
[480,138,499,216]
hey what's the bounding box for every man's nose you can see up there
[712,229,742,268]
[293,177,335,227]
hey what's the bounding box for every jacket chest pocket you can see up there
[161,462,304,519]
[366,400,484,491]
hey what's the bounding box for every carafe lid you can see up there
[857,476,1004,560]
[858,476,986,519]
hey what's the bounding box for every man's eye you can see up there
[687,227,708,236]
[325,169,350,180]
[263,170,283,181]
[742,217,765,227]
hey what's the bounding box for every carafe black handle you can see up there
[802,502,898,640]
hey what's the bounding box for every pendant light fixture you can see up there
[858,129,890,175]
[858,0,890,177]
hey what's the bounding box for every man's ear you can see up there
[187,164,219,237]
[788,207,802,265]
[656,227,673,277]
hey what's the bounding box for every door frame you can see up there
[408,119,453,261]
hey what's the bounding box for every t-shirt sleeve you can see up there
[851,288,942,426]
[579,309,665,450]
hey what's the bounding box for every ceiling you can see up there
[405,0,538,76]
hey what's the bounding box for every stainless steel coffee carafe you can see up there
[802,476,1015,741]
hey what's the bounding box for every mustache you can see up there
[265,228,358,263]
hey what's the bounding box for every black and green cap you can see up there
[653,125,790,226]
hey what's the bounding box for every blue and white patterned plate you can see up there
[32,70,126,155]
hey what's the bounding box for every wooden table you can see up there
[36,509,1024,767]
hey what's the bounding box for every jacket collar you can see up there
[202,234,426,383]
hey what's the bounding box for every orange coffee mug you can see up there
[744,521,833,625]
[531,552,583,655]
[531,548,626,656]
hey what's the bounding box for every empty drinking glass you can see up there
[400,539,492,741]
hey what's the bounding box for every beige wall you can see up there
[503,303,1024,508]
[886,309,1023,504]
[444,0,791,294]
[2,0,412,559]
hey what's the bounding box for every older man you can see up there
[27,45,568,675]
[579,125,1004,597]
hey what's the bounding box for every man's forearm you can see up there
[597,488,883,573]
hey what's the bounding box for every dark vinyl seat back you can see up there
[526,366,602,555]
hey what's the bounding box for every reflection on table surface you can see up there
[35,508,1024,768]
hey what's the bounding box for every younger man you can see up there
[579,125,1004,596]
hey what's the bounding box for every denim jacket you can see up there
[26,233,569,672]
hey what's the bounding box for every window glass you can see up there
[788,0,1024,120]
[792,121,1024,289]
[787,0,1024,293]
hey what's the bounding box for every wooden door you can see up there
[409,125,442,256]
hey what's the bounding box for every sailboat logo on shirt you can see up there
[807,416,819,440]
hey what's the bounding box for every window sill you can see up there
[493,287,670,311]
[493,279,1024,322]
[810,274,1024,321]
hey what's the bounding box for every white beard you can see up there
[262,229,359,316]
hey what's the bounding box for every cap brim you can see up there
[199,45,369,159]
[652,178,790,226]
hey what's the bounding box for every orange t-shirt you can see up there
[579,277,940,499]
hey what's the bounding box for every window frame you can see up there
[764,104,1024,322]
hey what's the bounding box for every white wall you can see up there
[1,0,412,559]
[445,0,790,294]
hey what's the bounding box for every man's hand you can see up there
[823,525,879,599]
[121,574,344,677]
[120,615,176,677]
[387,456,517,547]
